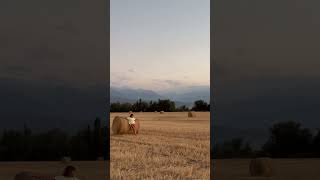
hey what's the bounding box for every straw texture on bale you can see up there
[249,158,273,177]
[188,111,196,117]
[160,111,164,114]
[112,116,140,135]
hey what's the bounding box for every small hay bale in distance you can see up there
[112,116,140,135]
[249,157,273,177]
[129,111,133,113]
[188,111,196,118]
[160,111,164,114]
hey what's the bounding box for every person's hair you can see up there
[130,114,134,117]
[63,166,76,177]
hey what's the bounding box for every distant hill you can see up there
[161,85,210,103]
[110,86,210,107]
[110,87,164,103]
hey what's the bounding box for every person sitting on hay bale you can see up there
[126,114,137,135]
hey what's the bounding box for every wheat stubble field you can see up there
[110,112,210,180]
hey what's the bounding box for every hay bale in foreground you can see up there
[249,158,273,177]
[112,116,140,135]
[188,111,196,117]
[160,111,164,114]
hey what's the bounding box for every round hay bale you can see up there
[188,111,196,118]
[154,111,158,113]
[249,157,273,177]
[112,116,140,135]
[61,156,71,164]
[129,111,133,113]
[160,111,164,114]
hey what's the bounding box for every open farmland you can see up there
[110,112,210,180]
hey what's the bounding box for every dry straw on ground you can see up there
[188,111,196,118]
[112,116,140,135]
[250,158,273,177]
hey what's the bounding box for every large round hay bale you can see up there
[249,158,273,177]
[160,111,164,114]
[188,111,196,117]
[112,116,140,135]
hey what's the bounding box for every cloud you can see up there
[110,73,133,87]
[152,79,182,87]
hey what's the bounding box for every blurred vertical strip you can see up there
[106,0,110,179]
[210,0,215,179]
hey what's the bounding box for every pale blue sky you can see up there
[111,0,210,91]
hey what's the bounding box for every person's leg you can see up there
[132,124,137,135]
[129,124,135,134]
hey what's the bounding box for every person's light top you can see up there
[127,117,136,124]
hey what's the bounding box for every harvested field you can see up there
[110,112,210,180]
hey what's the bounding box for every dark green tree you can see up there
[263,121,313,157]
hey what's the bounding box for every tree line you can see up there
[212,121,320,158]
[110,99,210,112]
[0,118,109,161]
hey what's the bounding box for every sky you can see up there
[110,0,210,92]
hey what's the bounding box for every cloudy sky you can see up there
[110,0,210,91]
